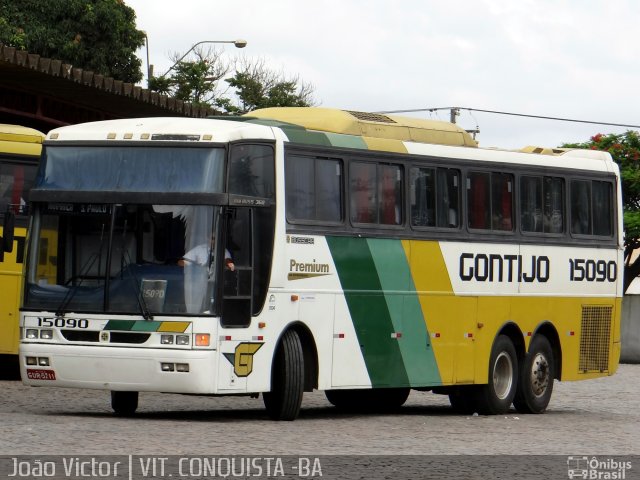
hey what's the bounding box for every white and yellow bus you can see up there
[19,108,622,419]
[0,124,44,371]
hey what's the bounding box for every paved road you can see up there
[0,364,638,457]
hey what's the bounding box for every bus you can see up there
[18,108,622,420]
[0,124,45,374]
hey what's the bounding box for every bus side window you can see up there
[592,181,613,236]
[468,172,490,229]
[543,177,564,234]
[521,176,542,233]
[350,162,377,223]
[571,180,592,235]
[228,144,275,199]
[0,162,37,217]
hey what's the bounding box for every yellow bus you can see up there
[19,109,621,419]
[0,124,45,371]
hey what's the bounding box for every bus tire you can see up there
[263,329,304,421]
[371,387,410,410]
[475,334,518,415]
[111,391,138,416]
[325,389,359,410]
[326,388,409,411]
[448,387,477,414]
[514,335,554,414]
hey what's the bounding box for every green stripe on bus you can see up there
[326,236,410,387]
[366,239,442,386]
[104,320,136,331]
[281,127,332,146]
[131,321,162,332]
[324,132,368,149]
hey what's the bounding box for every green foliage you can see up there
[563,131,640,291]
[0,0,145,83]
[149,54,315,114]
[224,59,315,114]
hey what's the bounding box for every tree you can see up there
[223,58,316,114]
[0,0,145,83]
[149,54,316,114]
[148,47,230,109]
[563,131,640,292]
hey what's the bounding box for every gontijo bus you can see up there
[0,124,45,366]
[18,108,622,420]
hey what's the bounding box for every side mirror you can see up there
[2,210,15,253]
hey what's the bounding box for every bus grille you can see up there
[61,330,150,344]
[579,305,612,373]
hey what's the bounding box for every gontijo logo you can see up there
[223,342,263,377]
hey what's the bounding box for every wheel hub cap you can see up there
[530,353,549,397]
[493,351,513,400]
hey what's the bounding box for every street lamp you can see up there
[159,39,247,78]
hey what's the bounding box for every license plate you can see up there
[26,369,56,380]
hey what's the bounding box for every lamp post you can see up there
[159,39,247,78]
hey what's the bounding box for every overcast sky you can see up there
[124,0,639,149]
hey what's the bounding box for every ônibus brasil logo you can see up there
[567,456,632,479]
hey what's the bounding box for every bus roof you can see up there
[0,124,45,157]
[0,124,45,144]
[43,112,616,174]
[244,107,479,148]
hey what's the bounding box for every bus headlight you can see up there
[176,335,189,346]
[26,329,39,339]
[40,329,53,340]
[160,334,174,345]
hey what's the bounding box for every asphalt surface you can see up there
[0,364,638,457]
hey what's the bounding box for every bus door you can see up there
[217,206,274,390]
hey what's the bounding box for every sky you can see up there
[124,0,640,149]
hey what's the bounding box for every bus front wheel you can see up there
[513,335,554,414]
[263,329,304,421]
[111,391,138,416]
[475,335,518,415]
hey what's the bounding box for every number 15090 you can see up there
[37,317,89,328]
[569,258,617,282]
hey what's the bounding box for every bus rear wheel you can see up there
[263,329,304,421]
[475,335,518,415]
[514,335,554,414]
[111,391,138,416]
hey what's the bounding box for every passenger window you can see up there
[285,155,342,223]
[350,162,402,225]
[520,176,564,234]
[467,172,513,232]
[571,180,613,236]
[411,167,459,228]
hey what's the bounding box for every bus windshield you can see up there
[25,203,225,316]
[38,145,225,193]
